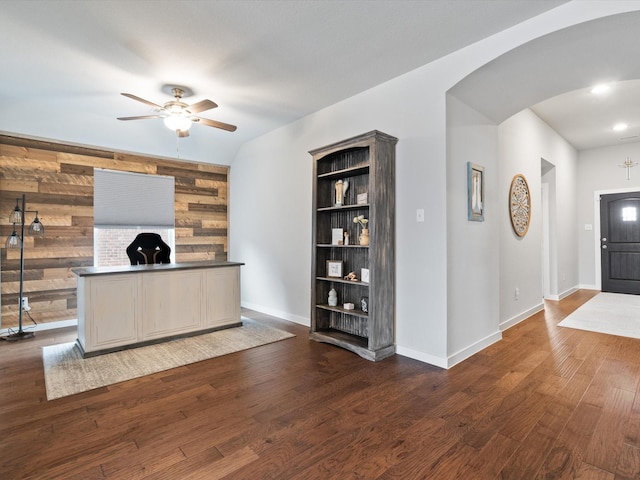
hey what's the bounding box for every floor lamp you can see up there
[3,194,45,341]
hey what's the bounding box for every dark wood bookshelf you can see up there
[309,130,397,361]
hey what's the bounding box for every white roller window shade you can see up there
[94,169,175,228]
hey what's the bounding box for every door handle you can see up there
[602,245,608,249]
[602,237,607,242]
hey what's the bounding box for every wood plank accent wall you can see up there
[0,135,229,329]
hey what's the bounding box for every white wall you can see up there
[498,109,578,328]
[230,3,631,367]
[555,137,580,298]
[231,65,451,364]
[446,95,501,366]
[577,142,640,288]
[542,164,558,297]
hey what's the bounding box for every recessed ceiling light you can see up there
[613,122,629,132]
[591,84,610,95]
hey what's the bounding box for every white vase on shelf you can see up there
[328,288,338,307]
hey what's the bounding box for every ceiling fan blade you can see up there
[177,130,190,138]
[187,99,218,114]
[117,115,163,121]
[121,93,163,109]
[195,117,237,132]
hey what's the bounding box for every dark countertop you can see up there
[72,260,244,277]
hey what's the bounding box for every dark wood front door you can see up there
[601,191,640,294]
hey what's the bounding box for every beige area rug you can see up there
[558,292,640,339]
[42,319,294,400]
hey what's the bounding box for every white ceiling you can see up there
[449,9,640,151]
[0,0,570,164]
[531,79,640,151]
[3,1,639,161]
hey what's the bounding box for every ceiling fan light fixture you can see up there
[119,88,236,134]
[164,114,192,132]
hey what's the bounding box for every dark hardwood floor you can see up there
[1,290,639,479]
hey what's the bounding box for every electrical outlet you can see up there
[514,288,519,301]
[21,297,29,310]
[416,209,425,222]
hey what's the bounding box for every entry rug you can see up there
[42,319,294,400]
[558,292,640,339]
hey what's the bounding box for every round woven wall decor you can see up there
[509,174,531,237]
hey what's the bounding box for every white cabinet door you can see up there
[205,267,240,327]
[86,274,139,351]
[141,270,202,340]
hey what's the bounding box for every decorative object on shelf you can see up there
[2,194,45,341]
[335,180,343,206]
[619,156,638,180]
[361,268,370,284]
[344,271,358,281]
[344,232,349,245]
[359,228,370,246]
[332,228,344,245]
[467,162,485,222]
[328,288,338,307]
[357,192,368,205]
[334,179,349,206]
[509,174,531,237]
[326,260,343,278]
[353,215,369,245]
[360,296,369,313]
[343,303,355,310]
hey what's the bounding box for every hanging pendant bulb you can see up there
[5,230,20,249]
[9,200,21,224]
[29,215,45,237]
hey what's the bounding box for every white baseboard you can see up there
[558,287,579,299]
[446,330,502,368]
[1,318,77,336]
[500,302,544,331]
[241,301,310,326]
[398,330,501,369]
[578,284,600,291]
[396,345,448,369]
[545,286,581,301]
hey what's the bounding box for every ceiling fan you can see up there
[117,86,237,137]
